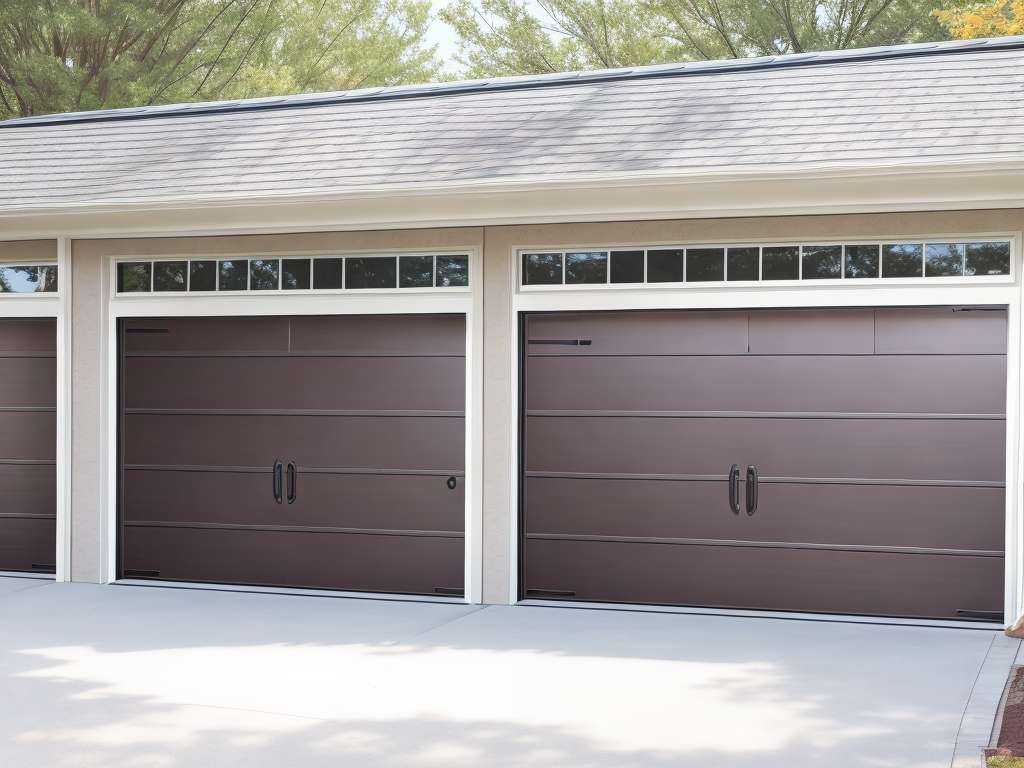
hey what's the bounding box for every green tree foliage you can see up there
[440,0,949,77]
[0,0,440,120]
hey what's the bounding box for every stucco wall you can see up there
[63,210,1024,601]
[0,239,57,262]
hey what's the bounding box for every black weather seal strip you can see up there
[123,569,161,578]
[525,588,577,598]
[528,339,592,346]
[434,587,465,596]
[30,564,55,572]
[124,328,170,334]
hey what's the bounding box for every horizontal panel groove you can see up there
[125,520,464,538]
[124,464,465,476]
[525,471,1004,487]
[0,513,56,520]
[126,352,466,359]
[526,353,1009,359]
[526,533,1005,557]
[0,458,56,466]
[527,410,1005,421]
[0,353,56,359]
[125,408,465,418]
[0,406,57,413]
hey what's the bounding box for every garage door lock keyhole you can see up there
[447,476,457,490]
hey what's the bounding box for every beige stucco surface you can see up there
[0,239,56,261]
[59,210,1024,601]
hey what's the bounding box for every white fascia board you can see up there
[2,161,1024,238]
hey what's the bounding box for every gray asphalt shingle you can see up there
[1,37,1022,210]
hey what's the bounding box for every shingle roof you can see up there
[2,36,1023,210]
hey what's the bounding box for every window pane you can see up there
[647,249,685,283]
[762,246,799,280]
[250,259,280,290]
[117,262,151,293]
[687,248,724,282]
[925,244,964,277]
[965,242,1011,276]
[313,258,344,289]
[882,244,923,278]
[436,255,469,287]
[610,251,644,283]
[523,253,562,285]
[153,261,187,292]
[400,256,434,288]
[727,248,758,281]
[802,245,841,279]
[282,259,311,290]
[0,265,56,293]
[347,257,397,289]
[565,252,607,284]
[844,245,879,279]
[189,261,216,291]
[218,260,249,291]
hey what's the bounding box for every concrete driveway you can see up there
[0,576,1016,767]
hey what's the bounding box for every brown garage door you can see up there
[119,314,465,595]
[522,307,1007,620]
[0,319,56,574]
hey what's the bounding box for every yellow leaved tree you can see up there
[934,0,1024,37]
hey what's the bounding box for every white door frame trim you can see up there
[102,247,484,603]
[0,236,72,581]
[508,233,1024,626]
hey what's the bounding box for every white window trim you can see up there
[0,239,71,581]
[508,231,1024,629]
[111,249,472,298]
[518,235,1017,292]
[103,247,484,604]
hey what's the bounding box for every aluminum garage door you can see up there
[0,319,56,574]
[119,314,466,595]
[521,307,1007,620]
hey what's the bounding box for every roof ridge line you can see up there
[3,35,1024,129]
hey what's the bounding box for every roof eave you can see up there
[2,160,1023,237]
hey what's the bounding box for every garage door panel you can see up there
[526,416,1003,481]
[289,314,465,356]
[747,309,874,354]
[0,319,57,353]
[124,414,465,469]
[525,477,1003,551]
[0,517,56,572]
[0,358,57,407]
[122,526,464,595]
[124,356,465,411]
[0,412,56,460]
[526,355,1005,414]
[875,307,1007,354]
[526,311,749,356]
[124,316,290,353]
[524,538,1003,619]
[124,469,464,532]
[0,465,56,518]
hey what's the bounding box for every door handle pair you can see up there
[728,464,758,516]
[272,460,297,505]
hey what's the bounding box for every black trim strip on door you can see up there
[525,470,1005,488]
[124,408,465,418]
[525,532,1004,557]
[526,409,1005,420]
[125,520,465,538]
[123,464,466,477]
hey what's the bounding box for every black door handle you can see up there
[286,461,297,504]
[272,460,283,504]
[728,464,740,513]
[746,465,759,516]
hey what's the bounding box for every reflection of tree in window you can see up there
[966,243,1011,276]
[0,265,56,293]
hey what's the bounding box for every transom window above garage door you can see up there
[0,263,58,294]
[115,253,470,295]
[520,240,1013,288]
